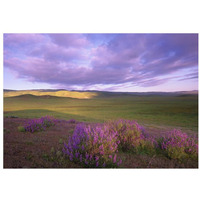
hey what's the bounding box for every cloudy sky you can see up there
[3,33,198,92]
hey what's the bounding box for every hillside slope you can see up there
[3,90,98,99]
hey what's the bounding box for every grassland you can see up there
[3,90,198,168]
[3,90,98,99]
[4,92,198,133]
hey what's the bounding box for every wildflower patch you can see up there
[22,116,58,133]
[63,123,122,168]
[157,129,198,160]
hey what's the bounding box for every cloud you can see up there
[177,72,198,81]
[48,34,90,48]
[29,42,88,63]
[4,33,198,90]
[4,34,45,45]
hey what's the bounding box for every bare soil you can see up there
[4,117,79,168]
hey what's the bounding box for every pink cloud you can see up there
[48,34,90,48]
[3,34,198,90]
[4,34,46,47]
[29,42,88,62]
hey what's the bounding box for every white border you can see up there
[0,1,199,200]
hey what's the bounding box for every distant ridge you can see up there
[10,94,67,99]
[3,89,98,99]
[4,89,16,92]
[3,89,198,99]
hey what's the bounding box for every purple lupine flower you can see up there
[95,156,99,161]
[75,152,79,159]
[159,129,198,159]
[99,144,104,153]
[63,122,124,167]
[94,135,98,144]
[85,153,89,160]
[113,154,117,163]
[118,159,122,165]
[80,154,82,162]
[23,115,57,133]
[85,160,88,165]
[68,119,76,123]
[69,154,73,161]
[82,145,85,151]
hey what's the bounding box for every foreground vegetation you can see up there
[62,119,198,168]
[4,116,198,168]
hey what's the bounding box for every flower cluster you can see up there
[24,116,57,133]
[67,119,76,123]
[107,119,146,152]
[158,129,198,160]
[63,123,122,167]
[63,119,198,167]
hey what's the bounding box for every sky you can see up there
[3,33,198,92]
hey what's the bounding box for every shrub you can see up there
[107,119,146,152]
[63,123,122,168]
[18,126,26,132]
[4,128,10,134]
[51,147,55,154]
[158,129,198,160]
[67,119,76,123]
[61,119,198,166]
[59,138,63,144]
[136,137,157,155]
[24,116,57,133]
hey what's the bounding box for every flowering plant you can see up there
[63,123,122,167]
[107,119,146,152]
[158,129,198,160]
[24,116,57,133]
[67,119,76,123]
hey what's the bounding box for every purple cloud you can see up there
[3,33,198,90]
[4,34,45,46]
[48,34,90,48]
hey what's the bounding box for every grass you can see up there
[3,128,10,134]
[17,126,26,132]
[4,90,98,99]
[4,94,198,132]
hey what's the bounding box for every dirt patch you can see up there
[4,117,78,168]
[143,123,197,138]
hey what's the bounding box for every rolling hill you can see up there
[3,89,198,99]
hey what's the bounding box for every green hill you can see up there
[3,90,98,99]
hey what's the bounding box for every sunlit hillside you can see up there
[3,90,98,99]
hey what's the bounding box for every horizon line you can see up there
[3,88,198,93]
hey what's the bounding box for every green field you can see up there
[4,93,198,132]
